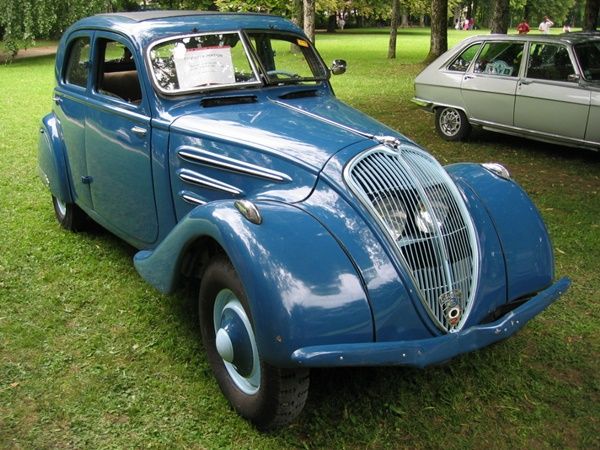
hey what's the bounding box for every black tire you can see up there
[198,255,309,430]
[51,195,87,231]
[435,107,471,141]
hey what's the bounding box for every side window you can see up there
[65,37,90,87]
[448,44,481,72]
[527,43,575,82]
[473,42,524,77]
[97,39,143,104]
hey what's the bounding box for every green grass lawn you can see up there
[1,28,598,448]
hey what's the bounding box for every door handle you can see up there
[131,126,147,138]
[52,95,62,105]
[519,79,532,86]
[463,75,475,80]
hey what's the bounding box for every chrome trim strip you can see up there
[272,100,376,140]
[178,169,243,196]
[471,118,600,148]
[179,190,206,206]
[177,146,291,182]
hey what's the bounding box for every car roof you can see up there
[66,10,303,48]
[459,31,600,46]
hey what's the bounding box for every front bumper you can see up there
[291,277,570,369]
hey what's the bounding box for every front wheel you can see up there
[51,195,87,231]
[198,255,309,430]
[435,107,471,141]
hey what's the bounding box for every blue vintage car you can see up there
[38,11,570,429]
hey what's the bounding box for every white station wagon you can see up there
[413,33,600,150]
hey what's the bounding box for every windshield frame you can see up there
[146,30,263,96]
[242,29,330,86]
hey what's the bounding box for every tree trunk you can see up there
[303,0,316,43]
[388,0,400,59]
[420,15,425,27]
[583,0,600,31]
[426,0,448,62]
[327,14,336,32]
[292,0,304,29]
[490,0,510,34]
[401,8,409,28]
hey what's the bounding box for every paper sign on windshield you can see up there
[173,45,235,89]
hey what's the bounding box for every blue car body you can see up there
[39,11,569,425]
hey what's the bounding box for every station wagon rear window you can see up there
[149,32,260,94]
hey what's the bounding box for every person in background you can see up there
[517,19,530,34]
[563,22,571,33]
[539,16,554,34]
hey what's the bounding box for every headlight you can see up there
[415,200,449,234]
[373,195,408,240]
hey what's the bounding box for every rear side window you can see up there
[473,42,524,77]
[574,41,600,80]
[448,43,481,72]
[64,37,90,87]
[527,43,576,82]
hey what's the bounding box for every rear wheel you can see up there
[435,107,471,141]
[52,195,87,231]
[198,255,309,430]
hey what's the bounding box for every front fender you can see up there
[38,113,72,203]
[447,163,555,302]
[134,200,374,366]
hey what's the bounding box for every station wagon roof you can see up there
[66,10,303,48]
[459,32,600,46]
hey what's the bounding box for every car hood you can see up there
[170,94,405,172]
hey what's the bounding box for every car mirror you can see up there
[567,73,580,83]
[331,59,347,75]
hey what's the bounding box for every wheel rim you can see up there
[439,108,462,136]
[54,197,67,218]
[213,289,260,395]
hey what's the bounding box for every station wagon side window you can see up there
[473,42,524,77]
[64,37,90,87]
[96,39,143,104]
[527,43,576,82]
[447,43,481,72]
[573,41,600,80]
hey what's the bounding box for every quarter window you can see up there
[97,39,143,104]
[527,43,576,82]
[448,43,481,72]
[65,37,90,87]
[473,42,524,77]
[573,41,600,80]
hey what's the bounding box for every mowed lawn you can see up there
[1,28,598,448]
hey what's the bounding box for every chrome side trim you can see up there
[178,169,243,196]
[179,190,207,206]
[177,146,291,182]
[471,118,600,149]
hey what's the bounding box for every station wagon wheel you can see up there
[51,195,87,231]
[435,107,471,141]
[198,255,310,430]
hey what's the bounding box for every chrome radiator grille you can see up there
[345,145,479,332]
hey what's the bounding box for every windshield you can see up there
[148,30,327,94]
[245,31,328,84]
[574,41,600,81]
[148,32,260,94]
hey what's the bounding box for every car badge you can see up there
[439,290,463,326]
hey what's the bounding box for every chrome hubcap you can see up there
[440,109,461,136]
[55,197,67,218]
[213,289,260,395]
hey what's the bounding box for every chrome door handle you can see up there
[464,75,475,80]
[52,95,62,105]
[131,126,147,138]
[519,79,532,85]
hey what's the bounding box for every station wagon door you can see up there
[461,41,525,126]
[84,33,158,245]
[514,42,590,140]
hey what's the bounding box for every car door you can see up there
[84,33,158,245]
[461,40,525,126]
[54,33,94,210]
[514,42,590,140]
